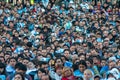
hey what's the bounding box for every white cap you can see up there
[69,0,74,4]
[108,77,116,80]
[109,68,120,79]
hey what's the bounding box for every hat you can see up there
[109,68,120,79]
[104,38,109,41]
[69,0,74,4]
[108,56,117,62]
[108,77,116,80]
[94,74,101,78]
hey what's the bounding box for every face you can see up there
[56,68,63,76]
[86,61,92,68]
[70,46,75,52]
[101,60,106,66]
[64,50,70,58]
[41,64,48,72]
[38,71,45,79]
[79,55,85,60]
[9,59,16,67]
[0,68,4,74]
[41,50,47,56]
[0,57,5,63]
[56,59,63,65]
[22,59,29,66]
[84,70,93,80]
[41,75,49,80]
[103,31,109,37]
[79,64,86,73]
[97,42,103,49]
[28,62,35,69]
[5,54,10,61]
[93,57,100,65]
[14,74,23,80]
[109,61,116,69]
[64,68,72,77]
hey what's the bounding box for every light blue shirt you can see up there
[42,0,49,7]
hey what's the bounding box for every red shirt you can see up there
[62,76,76,80]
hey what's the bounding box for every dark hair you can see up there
[47,53,53,59]
[54,57,63,64]
[23,57,30,61]
[41,61,48,65]
[0,62,6,74]
[78,53,86,57]
[78,60,87,68]
[15,62,27,71]
[8,57,17,63]
[64,49,70,53]
[86,58,93,64]
[37,68,46,74]
[14,72,25,80]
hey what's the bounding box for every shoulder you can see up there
[6,74,15,80]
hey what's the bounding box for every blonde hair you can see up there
[83,69,94,80]
[62,67,73,77]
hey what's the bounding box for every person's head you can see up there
[78,60,87,73]
[55,67,63,76]
[94,75,101,80]
[92,55,101,66]
[14,73,25,80]
[71,54,78,63]
[40,62,49,73]
[8,57,17,67]
[0,56,5,63]
[0,62,6,74]
[103,30,109,37]
[54,58,63,68]
[27,60,36,69]
[41,49,47,57]
[4,52,11,61]
[62,67,73,77]
[37,68,46,79]
[64,49,71,59]
[117,59,120,69]
[70,45,76,52]
[101,58,107,66]
[22,58,29,67]
[83,69,94,80]
[78,53,86,60]
[41,74,51,80]
[60,55,67,63]
[108,60,116,70]
[15,62,27,74]
[86,58,93,68]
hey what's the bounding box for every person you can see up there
[6,57,17,76]
[0,62,6,80]
[62,67,76,80]
[34,68,46,80]
[74,60,87,78]
[83,69,94,80]
[41,74,51,80]
[6,62,32,80]
[94,75,101,80]
[49,66,63,80]
[0,0,120,80]
[14,73,25,80]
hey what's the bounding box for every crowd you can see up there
[0,0,120,80]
